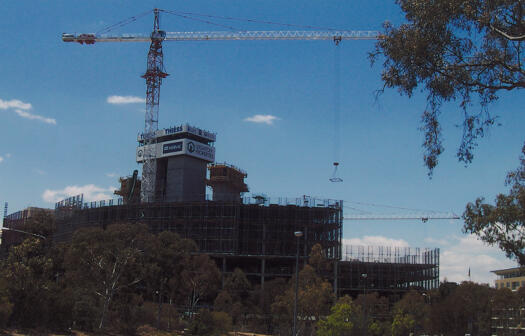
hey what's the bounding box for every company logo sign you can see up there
[191,142,214,160]
[165,125,183,135]
[163,141,183,154]
[187,142,195,153]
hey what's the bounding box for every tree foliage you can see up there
[464,143,525,264]
[3,238,53,327]
[65,223,151,330]
[180,254,221,314]
[427,282,493,336]
[272,264,335,335]
[391,290,428,336]
[370,0,524,173]
[189,309,232,336]
[317,296,359,336]
[144,231,196,328]
[353,292,391,336]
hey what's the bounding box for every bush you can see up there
[189,309,232,336]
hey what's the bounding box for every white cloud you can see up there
[0,99,32,110]
[244,114,280,125]
[0,153,11,163]
[1,98,55,125]
[424,237,451,246]
[42,184,116,203]
[107,95,145,104]
[33,169,46,175]
[342,234,516,285]
[343,235,410,248]
[106,172,118,178]
[438,234,516,284]
[14,109,56,125]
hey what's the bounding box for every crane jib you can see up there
[62,31,381,44]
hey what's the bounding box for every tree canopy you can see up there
[464,143,525,264]
[370,0,524,174]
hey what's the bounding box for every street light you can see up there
[361,273,368,336]
[0,226,46,239]
[361,273,368,295]
[292,231,303,336]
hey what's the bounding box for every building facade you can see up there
[492,267,525,291]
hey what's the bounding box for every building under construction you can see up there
[4,123,440,297]
[51,195,438,296]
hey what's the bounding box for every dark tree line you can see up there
[1,216,524,335]
[0,219,221,334]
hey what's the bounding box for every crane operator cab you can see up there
[151,30,166,42]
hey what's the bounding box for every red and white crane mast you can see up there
[141,9,168,202]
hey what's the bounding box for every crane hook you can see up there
[329,162,343,182]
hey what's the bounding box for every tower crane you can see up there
[63,8,380,202]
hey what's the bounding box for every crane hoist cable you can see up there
[96,10,153,35]
[161,10,242,31]
[330,39,343,182]
[160,9,349,32]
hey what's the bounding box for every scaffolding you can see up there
[53,199,342,289]
[336,245,440,295]
[52,200,439,295]
[54,200,342,258]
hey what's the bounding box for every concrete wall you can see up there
[164,155,207,202]
[212,184,242,202]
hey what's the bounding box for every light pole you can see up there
[292,231,303,336]
[361,273,368,336]
[362,273,367,296]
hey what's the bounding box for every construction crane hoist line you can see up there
[62,8,381,201]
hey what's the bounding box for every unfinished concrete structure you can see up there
[136,124,216,202]
[207,163,249,202]
[3,121,440,297]
[51,195,439,296]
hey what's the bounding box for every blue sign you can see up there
[163,141,183,154]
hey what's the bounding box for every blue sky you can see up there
[1,0,523,283]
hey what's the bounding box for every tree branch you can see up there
[490,24,525,41]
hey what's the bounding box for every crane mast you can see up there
[62,9,381,203]
[141,9,168,202]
